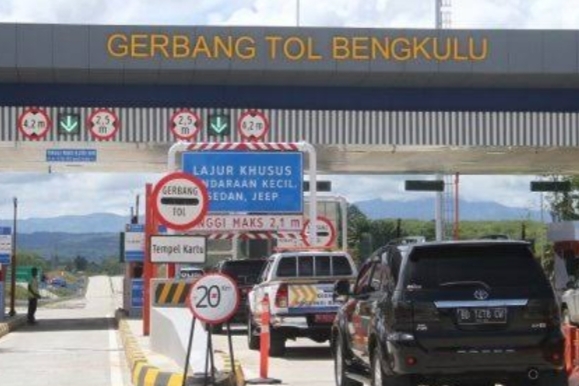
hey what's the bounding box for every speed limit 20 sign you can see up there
[188,273,240,324]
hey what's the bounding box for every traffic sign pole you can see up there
[143,183,154,336]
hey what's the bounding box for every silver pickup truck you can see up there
[246,250,357,357]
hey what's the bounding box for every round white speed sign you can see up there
[188,273,240,324]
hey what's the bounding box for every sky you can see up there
[0,0,576,219]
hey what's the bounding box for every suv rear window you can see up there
[276,255,353,277]
[403,244,549,289]
[220,260,267,285]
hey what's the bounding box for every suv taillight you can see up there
[275,284,288,308]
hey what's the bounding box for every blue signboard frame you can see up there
[0,227,11,265]
[182,151,303,213]
[46,149,97,162]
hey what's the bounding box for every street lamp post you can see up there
[9,197,17,317]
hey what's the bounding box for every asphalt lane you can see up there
[0,276,129,386]
[213,327,335,386]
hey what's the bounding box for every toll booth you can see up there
[122,224,145,317]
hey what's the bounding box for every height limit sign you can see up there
[88,108,120,140]
[152,172,209,231]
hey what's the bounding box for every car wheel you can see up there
[269,330,286,357]
[247,315,260,351]
[371,346,412,386]
[334,337,362,386]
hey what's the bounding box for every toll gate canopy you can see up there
[0,23,578,174]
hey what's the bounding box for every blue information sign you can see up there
[182,151,303,213]
[0,227,11,265]
[46,149,97,162]
[124,224,144,263]
[131,279,144,308]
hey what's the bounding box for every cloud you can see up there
[0,0,575,29]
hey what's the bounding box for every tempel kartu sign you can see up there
[181,151,303,213]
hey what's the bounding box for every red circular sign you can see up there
[237,110,270,141]
[187,273,240,325]
[151,172,209,231]
[169,109,202,140]
[17,108,52,140]
[87,108,120,140]
[301,216,337,247]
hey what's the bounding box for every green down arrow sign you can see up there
[58,113,80,135]
[208,114,230,137]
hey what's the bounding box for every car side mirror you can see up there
[334,279,352,299]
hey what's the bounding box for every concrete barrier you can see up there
[0,315,26,339]
[150,307,208,375]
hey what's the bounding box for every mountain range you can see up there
[354,198,543,221]
[0,200,544,236]
[0,201,544,260]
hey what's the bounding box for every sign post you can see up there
[238,110,270,141]
[169,109,201,140]
[184,273,240,386]
[17,108,52,140]
[151,172,209,231]
[302,216,337,248]
[87,108,120,140]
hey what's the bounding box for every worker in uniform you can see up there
[27,267,41,324]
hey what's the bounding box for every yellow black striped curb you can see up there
[116,312,235,386]
[216,350,245,386]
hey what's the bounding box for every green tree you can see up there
[74,255,88,271]
[545,175,579,221]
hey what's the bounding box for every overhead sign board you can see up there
[152,172,209,231]
[196,214,303,232]
[530,181,571,192]
[0,227,12,265]
[124,224,145,262]
[46,149,97,162]
[58,113,81,135]
[150,235,206,264]
[182,151,303,213]
[188,273,240,324]
[405,180,445,192]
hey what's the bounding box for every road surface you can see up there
[0,275,129,386]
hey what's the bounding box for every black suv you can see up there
[332,240,566,386]
[210,258,267,333]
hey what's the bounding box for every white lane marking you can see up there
[108,314,125,386]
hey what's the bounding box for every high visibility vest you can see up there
[28,277,39,299]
